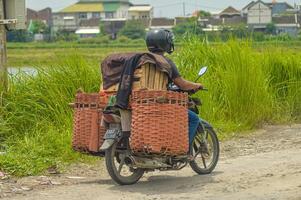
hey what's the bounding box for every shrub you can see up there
[117,36,130,43]
[0,54,99,175]
[172,18,203,36]
[119,20,146,39]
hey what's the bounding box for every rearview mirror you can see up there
[198,66,208,77]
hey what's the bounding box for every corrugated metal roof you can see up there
[104,3,120,12]
[60,3,104,13]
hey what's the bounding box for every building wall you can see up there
[248,2,272,25]
[53,13,79,31]
[128,9,153,20]
[276,26,299,37]
[116,4,130,18]
[27,8,52,26]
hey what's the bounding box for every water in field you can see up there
[8,67,37,76]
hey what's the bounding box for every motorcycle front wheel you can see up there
[189,126,220,175]
[105,142,144,185]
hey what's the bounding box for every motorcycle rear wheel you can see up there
[189,126,219,175]
[105,142,144,185]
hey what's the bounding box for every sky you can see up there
[27,0,301,17]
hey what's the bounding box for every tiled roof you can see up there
[220,6,240,15]
[266,2,294,9]
[60,3,104,13]
[247,0,269,10]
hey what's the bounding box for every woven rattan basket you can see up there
[131,90,189,156]
[72,92,107,153]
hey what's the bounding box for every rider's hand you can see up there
[193,83,204,92]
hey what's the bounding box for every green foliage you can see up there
[30,20,48,34]
[197,10,211,17]
[99,21,106,36]
[266,22,276,35]
[172,18,203,36]
[1,39,301,176]
[173,37,301,131]
[55,29,78,42]
[78,35,110,44]
[119,20,146,39]
[117,35,130,43]
[0,54,100,175]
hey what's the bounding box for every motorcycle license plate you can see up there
[104,129,121,140]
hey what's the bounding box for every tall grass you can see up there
[173,38,301,132]
[0,54,100,176]
[0,39,300,176]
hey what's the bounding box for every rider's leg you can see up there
[188,110,200,145]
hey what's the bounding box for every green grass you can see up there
[1,39,301,176]
[7,47,146,67]
[0,54,100,176]
[174,38,301,133]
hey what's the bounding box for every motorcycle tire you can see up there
[105,142,144,185]
[189,127,220,175]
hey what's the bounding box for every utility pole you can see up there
[183,2,186,17]
[0,0,7,91]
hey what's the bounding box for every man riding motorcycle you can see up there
[99,30,219,185]
[145,29,204,148]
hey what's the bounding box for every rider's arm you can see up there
[174,77,203,91]
[165,57,203,91]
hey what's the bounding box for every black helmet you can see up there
[146,29,175,54]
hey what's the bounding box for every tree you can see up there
[266,22,276,35]
[172,18,203,36]
[28,20,48,34]
[119,20,146,39]
[99,21,106,36]
[197,10,211,17]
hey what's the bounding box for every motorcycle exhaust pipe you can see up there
[124,156,136,166]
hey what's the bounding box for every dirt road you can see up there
[1,124,301,200]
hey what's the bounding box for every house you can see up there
[53,0,132,32]
[219,6,241,18]
[247,0,272,29]
[267,2,294,15]
[76,18,100,38]
[27,7,52,27]
[199,16,247,32]
[128,5,153,20]
[242,1,294,17]
[273,15,300,36]
[100,18,127,38]
[241,1,256,16]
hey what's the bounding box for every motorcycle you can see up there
[100,67,220,185]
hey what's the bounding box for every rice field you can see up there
[1,39,300,176]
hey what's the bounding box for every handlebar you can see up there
[168,86,208,95]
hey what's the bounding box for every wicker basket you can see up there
[130,90,189,156]
[72,92,107,153]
